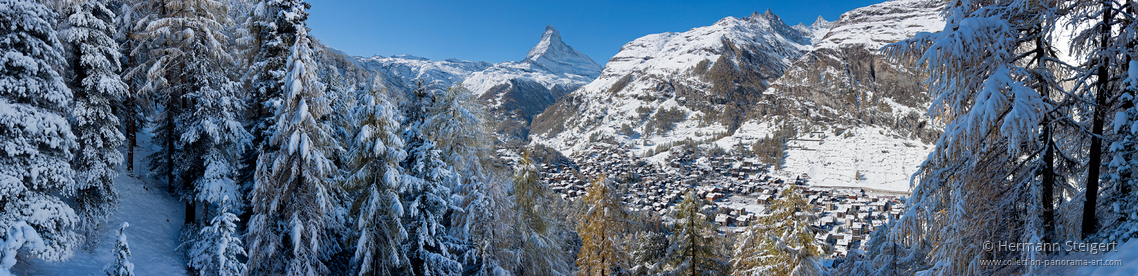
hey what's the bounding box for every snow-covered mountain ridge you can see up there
[530,0,946,192]
[758,0,944,134]
[530,10,821,152]
[348,26,600,133]
[731,0,946,193]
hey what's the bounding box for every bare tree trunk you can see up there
[1083,1,1112,238]
[185,201,196,225]
[165,101,175,193]
[125,94,136,175]
[123,38,136,176]
[1038,34,1056,242]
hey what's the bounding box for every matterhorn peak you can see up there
[523,25,602,77]
[540,25,562,45]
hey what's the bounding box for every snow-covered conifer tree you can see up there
[1072,0,1138,241]
[731,188,823,276]
[104,222,134,276]
[666,190,723,275]
[833,220,926,276]
[116,0,161,177]
[61,0,128,242]
[398,83,463,276]
[247,25,336,275]
[0,0,82,268]
[881,0,1072,273]
[510,152,569,276]
[630,229,669,275]
[1102,0,1138,242]
[457,169,513,275]
[176,0,255,216]
[575,175,631,275]
[135,0,243,225]
[188,204,247,276]
[240,0,309,198]
[458,180,510,275]
[345,87,408,276]
[180,57,251,213]
[418,85,516,274]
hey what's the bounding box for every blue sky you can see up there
[307,0,884,64]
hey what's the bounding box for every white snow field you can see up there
[780,126,930,193]
[1078,239,1138,275]
[1036,238,1138,275]
[13,130,187,276]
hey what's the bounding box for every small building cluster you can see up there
[538,145,906,258]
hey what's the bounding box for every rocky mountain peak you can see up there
[812,15,829,28]
[523,25,602,77]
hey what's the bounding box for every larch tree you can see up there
[575,175,632,276]
[1071,0,1134,239]
[247,24,337,275]
[423,85,514,275]
[399,83,464,276]
[0,0,82,271]
[512,151,570,276]
[61,0,128,244]
[881,0,1073,274]
[345,86,408,276]
[731,188,823,276]
[667,190,723,276]
[1095,0,1138,243]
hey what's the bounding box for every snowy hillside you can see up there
[530,0,945,193]
[780,127,930,192]
[354,54,493,94]
[530,10,820,154]
[813,0,944,51]
[745,0,945,192]
[12,130,187,276]
[794,16,836,45]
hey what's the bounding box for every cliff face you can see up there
[759,0,945,142]
[530,10,820,154]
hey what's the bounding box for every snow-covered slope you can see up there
[763,0,944,128]
[13,130,187,276]
[734,0,945,192]
[794,16,836,45]
[349,26,600,129]
[531,0,946,192]
[813,0,943,51]
[355,54,492,95]
[530,10,820,154]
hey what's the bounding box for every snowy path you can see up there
[14,129,187,275]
